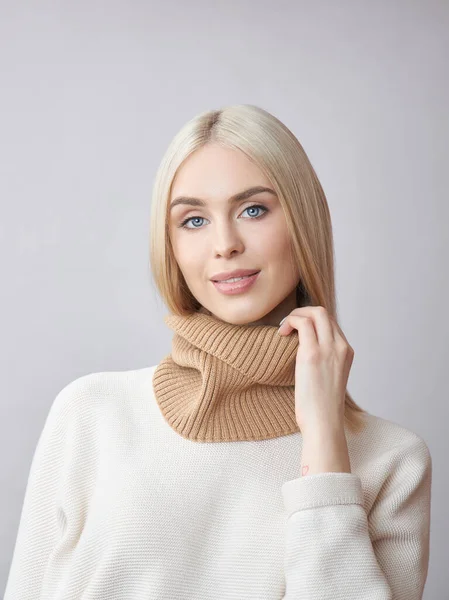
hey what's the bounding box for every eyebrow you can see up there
[169,186,277,211]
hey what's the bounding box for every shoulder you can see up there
[356,415,433,540]
[48,366,158,425]
[351,413,432,489]
[361,412,431,457]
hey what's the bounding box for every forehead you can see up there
[170,144,273,200]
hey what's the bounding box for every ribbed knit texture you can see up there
[152,310,301,442]
[4,326,432,599]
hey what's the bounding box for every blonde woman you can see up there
[4,104,432,600]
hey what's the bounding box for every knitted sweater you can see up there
[4,313,432,599]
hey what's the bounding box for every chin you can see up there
[209,304,271,327]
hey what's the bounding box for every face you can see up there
[168,143,301,327]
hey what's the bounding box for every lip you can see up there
[210,268,260,282]
[212,271,260,295]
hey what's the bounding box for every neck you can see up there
[152,310,301,442]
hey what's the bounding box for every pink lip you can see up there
[210,269,260,281]
[212,271,260,295]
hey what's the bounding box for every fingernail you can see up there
[279,317,287,327]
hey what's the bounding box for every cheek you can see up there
[262,225,298,280]
[257,221,291,259]
[173,237,205,277]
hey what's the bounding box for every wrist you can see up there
[299,414,345,441]
[300,425,351,475]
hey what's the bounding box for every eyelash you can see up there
[178,204,269,231]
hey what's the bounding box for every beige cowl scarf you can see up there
[152,309,302,443]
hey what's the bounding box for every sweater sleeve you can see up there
[280,435,432,600]
[3,380,79,600]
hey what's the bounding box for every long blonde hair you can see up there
[149,103,369,434]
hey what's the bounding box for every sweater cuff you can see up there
[281,472,365,519]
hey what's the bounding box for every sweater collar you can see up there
[152,310,301,443]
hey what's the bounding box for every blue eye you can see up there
[178,204,269,231]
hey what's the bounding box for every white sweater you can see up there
[4,366,432,599]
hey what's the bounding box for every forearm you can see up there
[301,423,351,476]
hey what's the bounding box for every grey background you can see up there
[1,1,447,597]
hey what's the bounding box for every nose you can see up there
[213,222,245,258]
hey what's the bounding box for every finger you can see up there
[329,316,346,346]
[329,314,349,344]
[330,316,354,359]
[281,306,334,345]
[329,316,355,380]
[279,315,319,350]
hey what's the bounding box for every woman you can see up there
[4,104,432,599]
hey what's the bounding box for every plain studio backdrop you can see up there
[0,1,447,597]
